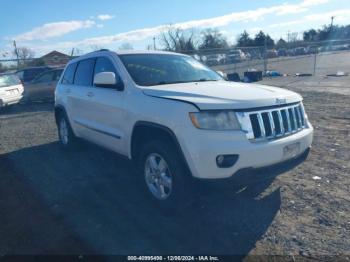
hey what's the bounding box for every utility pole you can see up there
[153,37,156,50]
[313,47,317,76]
[329,16,335,47]
[330,16,335,37]
[13,40,19,69]
[263,36,267,76]
[330,16,335,30]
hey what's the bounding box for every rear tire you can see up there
[57,112,78,149]
[138,140,193,213]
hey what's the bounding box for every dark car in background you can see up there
[15,66,52,83]
[294,47,307,56]
[278,48,287,56]
[22,68,63,102]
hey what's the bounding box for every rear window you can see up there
[61,63,77,85]
[74,59,95,86]
[0,74,21,88]
[54,70,63,81]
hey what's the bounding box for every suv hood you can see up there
[142,81,302,110]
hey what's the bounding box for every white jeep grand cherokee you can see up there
[55,50,313,205]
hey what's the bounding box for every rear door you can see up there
[25,71,56,100]
[65,58,96,139]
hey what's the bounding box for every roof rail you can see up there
[99,49,110,52]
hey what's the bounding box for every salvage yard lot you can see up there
[213,51,350,77]
[0,76,349,257]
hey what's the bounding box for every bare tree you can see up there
[160,25,197,53]
[289,32,299,43]
[13,47,35,65]
[0,62,4,73]
[199,29,228,50]
[90,45,104,51]
[118,43,134,50]
[73,48,84,56]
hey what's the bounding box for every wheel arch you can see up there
[54,105,75,136]
[130,121,191,174]
[54,105,67,125]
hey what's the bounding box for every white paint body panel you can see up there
[142,81,302,110]
[55,50,313,179]
[0,84,24,107]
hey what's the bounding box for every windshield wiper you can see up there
[152,80,193,86]
[154,81,168,86]
[196,78,218,82]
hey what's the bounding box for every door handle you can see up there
[66,88,71,94]
[87,92,94,97]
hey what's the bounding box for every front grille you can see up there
[236,103,306,141]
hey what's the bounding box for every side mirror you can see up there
[93,72,123,90]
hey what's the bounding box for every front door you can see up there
[80,56,127,155]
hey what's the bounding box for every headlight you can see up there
[189,111,241,130]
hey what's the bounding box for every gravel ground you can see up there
[0,76,349,259]
[251,76,350,257]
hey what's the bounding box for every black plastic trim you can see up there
[233,102,300,112]
[74,120,121,139]
[131,121,192,175]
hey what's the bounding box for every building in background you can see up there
[39,51,70,67]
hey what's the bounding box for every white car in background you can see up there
[0,74,24,108]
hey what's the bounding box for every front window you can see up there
[32,72,54,83]
[119,54,223,87]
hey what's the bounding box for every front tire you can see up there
[138,140,192,211]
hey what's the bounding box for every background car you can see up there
[247,49,263,60]
[277,48,287,56]
[205,54,220,66]
[22,68,63,102]
[294,47,307,56]
[226,49,246,63]
[305,46,318,54]
[266,49,278,58]
[15,66,52,84]
[0,73,24,108]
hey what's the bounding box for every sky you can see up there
[1,0,350,58]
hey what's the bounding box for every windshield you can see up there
[119,54,223,86]
[0,74,21,88]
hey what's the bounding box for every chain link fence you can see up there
[1,39,349,81]
[184,39,350,80]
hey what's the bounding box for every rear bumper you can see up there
[180,122,313,179]
[0,95,23,107]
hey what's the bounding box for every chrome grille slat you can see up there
[237,103,307,142]
[256,113,266,138]
[291,108,298,131]
[300,105,306,126]
[267,112,275,137]
[277,110,285,135]
[284,109,291,133]
[295,106,303,128]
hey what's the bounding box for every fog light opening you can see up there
[216,154,239,168]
